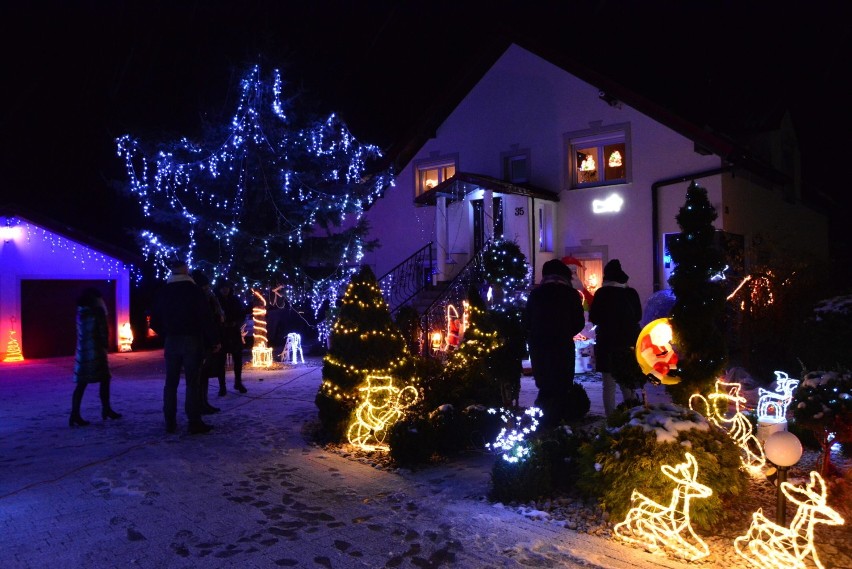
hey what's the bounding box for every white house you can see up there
[0,208,136,360]
[362,43,828,309]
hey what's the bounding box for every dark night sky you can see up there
[2,1,850,258]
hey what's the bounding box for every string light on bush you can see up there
[613,452,712,561]
[734,470,844,569]
[485,406,543,463]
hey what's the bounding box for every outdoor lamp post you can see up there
[764,430,803,526]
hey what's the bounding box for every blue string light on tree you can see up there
[115,64,394,319]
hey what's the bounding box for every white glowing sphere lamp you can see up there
[764,431,803,468]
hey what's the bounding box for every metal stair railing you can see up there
[377,242,434,315]
[419,244,489,352]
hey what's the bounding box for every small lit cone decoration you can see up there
[484,406,543,463]
[635,318,680,385]
[119,322,133,352]
[734,470,845,569]
[280,332,304,364]
[250,288,273,368]
[757,371,799,423]
[689,379,766,475]
[613,452,712,561]
[3,329,24,362]
[347,375,418,452]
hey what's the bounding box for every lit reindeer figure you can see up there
[757,371,799,422]
[279,332,304,364]
[690,379,766,474]
[613,452,712,561]
[734,471,845,569]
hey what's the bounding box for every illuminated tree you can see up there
[116,64,393,320]
[315,266,414,441]
[667,181,727,402]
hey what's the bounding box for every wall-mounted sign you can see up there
[592,193,624,214]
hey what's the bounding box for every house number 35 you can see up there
[514,207,525,216]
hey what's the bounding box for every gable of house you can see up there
[362,43,828,312]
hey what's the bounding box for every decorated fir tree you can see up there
[481,239,529,407]
[666,181,727,402]
[116,64,393,320]
[315,266,414,441]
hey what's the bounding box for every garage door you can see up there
[20,280,116,359]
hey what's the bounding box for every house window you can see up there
[502,149,530,183]
[566,125,630,188]
[415,157,457,197]
[538,203,553,252]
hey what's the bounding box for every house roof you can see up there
[0,204,143,266]
[385,39,789,188]
[413,172,559,206]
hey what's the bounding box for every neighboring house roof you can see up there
[414,172,559,206]
[385,39,789,188]
[0,204,143,266]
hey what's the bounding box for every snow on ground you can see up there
[1,350,849,568]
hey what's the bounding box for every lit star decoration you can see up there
[613,452,712,561]
[250,288,273,368]
[689,379,766,475]
[734,470,844,569]
[347,375,418,451]
[757,371,799,423]
[484,407,543,463]
[279,332,304,364]
[115,64,393,319]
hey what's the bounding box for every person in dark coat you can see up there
[150,260,218,434]
[70,287,120,426]
[215,279,248,394]
[524,259,586,428]
[589,259,643,416]
[191,270,224,414]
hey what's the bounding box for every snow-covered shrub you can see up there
[799,294,852,372]
[576,402,748,531]
[489,439,553,503]
[388,416,435,466]
[791,369,852,474]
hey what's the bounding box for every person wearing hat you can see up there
[150,260,217,434]
[524,259,586,428]
[589,259,643,416]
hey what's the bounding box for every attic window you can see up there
[566,125,630,189]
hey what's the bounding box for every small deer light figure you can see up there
[279,332,304,364]
[757,370,799,422]
[734,470,845,569]
[690,379,766,474]
[613,452,712,561]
